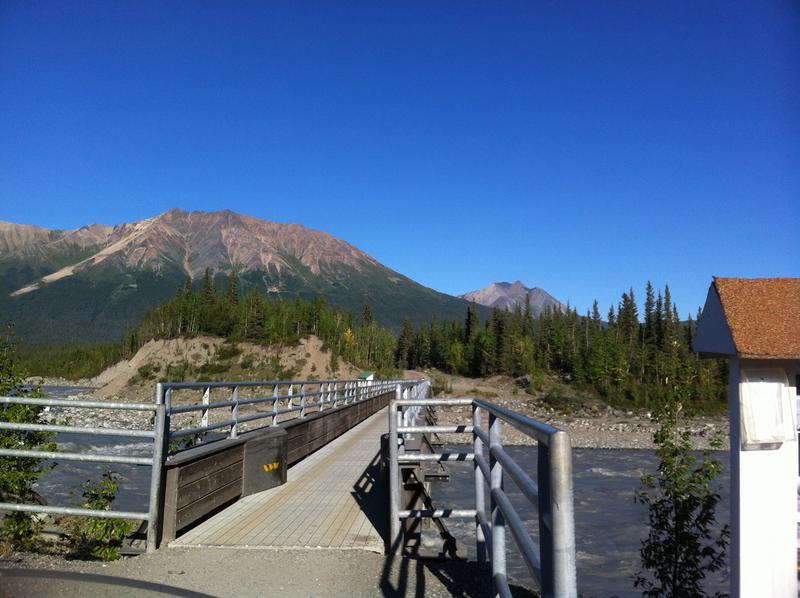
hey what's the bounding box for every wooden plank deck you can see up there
[171,407,388,553]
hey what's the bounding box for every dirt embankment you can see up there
[422,372,728,451]
[27,335,363,432]
[83,335,357,402]
[29,335,359,402]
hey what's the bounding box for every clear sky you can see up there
[1,1,798,317]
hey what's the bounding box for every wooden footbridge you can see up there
[0,377,577,597]
[172,405,388,551]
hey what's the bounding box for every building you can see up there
[694,277,800,597]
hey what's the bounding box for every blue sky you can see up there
[1,1,798,317]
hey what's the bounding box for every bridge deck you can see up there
[171,407,388,552]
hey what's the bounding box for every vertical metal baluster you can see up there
[230,386,239,438]
[163,387,173,451]
[389,384,401,554]
[271,384,279,426]
[474,403,487,566]
[201,386,210,430]
[300,383,307,418]
[538,439,553,594]
[490,413,506,593]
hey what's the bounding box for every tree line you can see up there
[396,282,726,411]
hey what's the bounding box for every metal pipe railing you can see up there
[159,378,415,446]
[387,393,577,598]
[1,376,411,555]
[0,396,165,553]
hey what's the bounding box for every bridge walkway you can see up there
[171,407,388,552]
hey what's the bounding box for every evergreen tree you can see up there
[396,319,414,369]
[226,273,240,306]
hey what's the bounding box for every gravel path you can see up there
[0,548,537,597]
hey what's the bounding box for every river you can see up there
[431,444,730,597]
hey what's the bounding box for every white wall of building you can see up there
[731,358,799,597]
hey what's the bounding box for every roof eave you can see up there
[737,353,800,361]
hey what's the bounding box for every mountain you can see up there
[461,281,564,316]
[0,209,487,344]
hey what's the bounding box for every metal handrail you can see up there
[0,376,411,555]
[388,391,577,598]
[0,395,166,553]
[159,377,416,444]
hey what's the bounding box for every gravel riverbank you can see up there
[428,374,728,451]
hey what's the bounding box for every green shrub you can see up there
[64,472,136,561]
[216,344,241,361]
[635,367,728,597]
[431,373,452,396]
[136,363,158,381]
[0,324,55,551]
[198,362,230,375]
[164,359,191,381]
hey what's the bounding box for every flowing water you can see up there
[31,387,153,513]
[431,445,730,598]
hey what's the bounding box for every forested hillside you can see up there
[19,269,398,379]
[18,276,726,413]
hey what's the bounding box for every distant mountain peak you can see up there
[461,281,564,316]
[0,208,489,343]
[5,208,381,295]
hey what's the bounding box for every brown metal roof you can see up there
[713,277,800,359]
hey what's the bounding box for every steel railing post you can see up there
[161,386,172,453]
[230,386,239,438]
[300,384,307,418]
[549,431,577,598]
[537,439,553,594]
[490,413,506,592]
[201,386,210,430]
[146,402,167,552]
[388,384,401,554]
[474,402,487,566]
[272,385,279,426]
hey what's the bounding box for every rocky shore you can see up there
[429,373,729,451]
[432,402,727,450]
